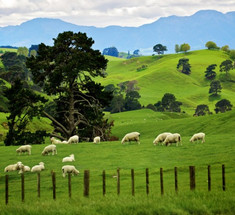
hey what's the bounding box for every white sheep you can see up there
[164,133,181,146]
[121,132,140,144]
[42,144,57,155]
[153,132,172,145]
[31,162,45,172]
[62,140,68,144]
[62,154,75,162]
[16,145,32,155]
[18,164,31,174]
[190,132,205,143]
[50,137,62,144]
[93,136,101,144]
[4,161,22,172]
[67,135,79,144]
[62,165,80,177]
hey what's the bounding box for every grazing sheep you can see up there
[62,154,75,162]
[18,164,31,174]
[4,161,22,172]
[153,132,172,145]
[42,144,57,155]
[62,165,80,177]
[190,132,205,143]
[93,136,101,144]
[67,135,79,144]
[16,145,32,155]
[62,140,68,144]
[31,162,45,172]
[50,137,62,144]
[164,133,181,146]
[121,132,140,144]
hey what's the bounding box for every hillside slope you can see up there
[98,49,234,115]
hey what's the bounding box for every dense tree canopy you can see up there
[194,104,211,116]
[205,64,217,80]
[215,99,233,113]
[209,80,222,96]
[153,44,167,55]
[26,31,113,140]
[177,58,191,75]
[220,59,233,77]
[205,41,219,50]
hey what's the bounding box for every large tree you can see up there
[204,64,217,80]
[180,43,190,53]
[153,44,167,55]
[209,80,222,96]
[26,31,112,140]
[220,59,233,77]
[215,99,233,113]
[177,58,191,75]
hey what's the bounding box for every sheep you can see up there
[42,144,57,155]
[62,154,75,162]
[62,165,80,177]
[4,161,22,172]
[50,137,62,144]
[153,132,172,145]
[67,135,79,144]
[18,164,31,174]
[121,132,140,144]
[190,132,205,143]
[16,145,32,155]
[31,162,45,172]
[93,136,101,144]
[163,133,181,146]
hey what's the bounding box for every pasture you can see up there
[0,108,235,214]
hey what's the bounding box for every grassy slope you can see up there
[98,50,234,115]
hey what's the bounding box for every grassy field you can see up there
[0,108,235,214]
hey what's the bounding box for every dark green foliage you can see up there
[124,90,141,111]
[205,64,217,80]
[209,80,222,96]
[194,104,212,116]
[154,93,182,112]
[109,94,125,113]
[177,58,191,75]
[146,104,157,111]
[3,79,48,146]
[220,59,233,76]
[215,99,233,113]
[0,79,8,112]
[103,47,119,57]
[136,65,148,72]
[153,44,167,54]
[26,31,112,140]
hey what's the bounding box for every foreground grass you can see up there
[0,192,234,215]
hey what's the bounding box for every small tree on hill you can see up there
[180,43,190,53]
[124,90,141,111]
[205,41,219,50]
[220,59,233,77]
[175,44,180,53]
[215,99,233,113]
[153,44,167,55]
[103,47,119,57]
[209,80,222,96]
[177,58,191,75]
[205,64,217,80]
[221,45,229,52]
[194,104,212,116]
[229,50,235,67]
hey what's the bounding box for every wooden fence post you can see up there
[84,170,90,197]
[160,168,164,195]
[21,173,25,202]
[103,170,106,196]
[189,166,196,190]
[131,169,135,196]
[52,171,56,200]
[68,172,71,198]
[5,175,8,205]
[208,165,211,191]
[222,164,225,191]
[174,167,178,193]
[37,173,40,198]
[117,168,120,195]
[146,168,149,195]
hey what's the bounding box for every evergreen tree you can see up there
[205,64,217,80]
[209,80,222,96]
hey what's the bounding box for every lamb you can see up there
[93,136,101,144]
[16,145,32,155]
[50,137,62,144]
[121,132,140,144]
[4,161,22,172]
[62,165,80,177]
[190,132,205,143]
[42,144,57,155]
[153,132,172,145]
[31,162,45,172]
[67,135,79,144]
[18,164,31,174]
[62,154,75,162]
[163,133,181,146]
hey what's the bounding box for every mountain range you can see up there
[0,10,235,54]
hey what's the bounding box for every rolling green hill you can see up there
[99,50,234,115]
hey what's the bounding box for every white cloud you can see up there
[0,0,235,27]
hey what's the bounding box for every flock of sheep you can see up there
[3,132,205,176]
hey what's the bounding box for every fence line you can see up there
[3,164,229,204]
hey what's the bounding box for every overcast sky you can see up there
[0,0,235,27]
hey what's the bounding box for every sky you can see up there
[0,0,235,27]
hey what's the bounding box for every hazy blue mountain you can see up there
[0,10,234,54]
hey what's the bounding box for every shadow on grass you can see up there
[208,94,221,102]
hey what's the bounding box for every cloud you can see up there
[0,0,235,27]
